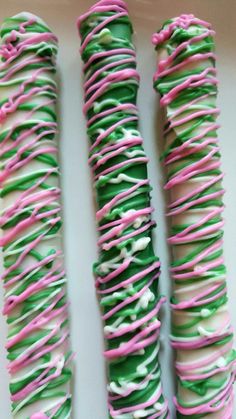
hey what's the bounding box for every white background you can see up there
[0,0,235,418]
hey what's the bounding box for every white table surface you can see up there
[0,0,235,417]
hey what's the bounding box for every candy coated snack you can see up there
[152,14,236,419]
[0,12,73,419]
[78,1,169,418]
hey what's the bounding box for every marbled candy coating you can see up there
[78,1,169,418]
[153,14,236,419]
[0,12,72,419]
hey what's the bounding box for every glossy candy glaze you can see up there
[152,14,236,419]
[0,12,72,419]
[78,1,169,418]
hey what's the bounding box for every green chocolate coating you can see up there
[79,1,168,418]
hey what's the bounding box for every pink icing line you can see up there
[154,29,215,81]
[171,283,226,310]
[176,340,233,372]
[91,135,140,170]
[90,116,138,152]
[152,14,212,46]
[160,68,217,107]
[168,93,212,120]
[77,0,128,31]
[170,206,222,240]
[165,148,220,189]
[9,325,69,374]
[174,374,235,415]
[105,321,161,359]
[167,190,225,217]
[83,68,139,114]
[94,155,147,179]
[0,203,60,247]
[97,264,160,294]
[168,108,219,131]
[171,326,234,350]
[11,353,64,402]
[4,250,62,289]
[108,369,163,414]
[109,365,158,400]
[96,179,149,221]
[80,11,127,53]
[165,123,220,167]
[97,257,133,285]
[156,52,216,81]
[3,264,64,315]
[89,137,143,164]
[0,168,56,230]
[6,290,66,349]
[172,257,224,280]
[169,220,224,245]
[178,358,236,381]
[87,102,137,127]
[106,300,163,339]
[98,207,153,233]
[169,173,223,208]
[171,239,222,272]
[105,326,161,359]
[85,57,135,92]
[165,138,218,167]
[83,48,136,73]
[102,276,155,320]
[30,413,48,419]
[98,209,152,244]
[101,220,155,251]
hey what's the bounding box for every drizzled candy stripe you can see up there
[0,12,72,419]
[78,1,169,418]
[152,14,236,419]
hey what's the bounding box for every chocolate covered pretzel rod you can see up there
[152,14,236,418]
[78,1,169,418]
[0,13,72,419]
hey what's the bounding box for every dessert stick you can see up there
[152,14,236,419]
[78,1,169,418]
[0,12,72,419]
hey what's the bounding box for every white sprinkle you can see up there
[216,357,227,368]
[200,308,211,318]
